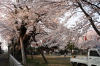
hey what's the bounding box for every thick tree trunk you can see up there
[36,44,48,64]
[20,36,26,65]
[30,46,33,59]
[38,47,48,64]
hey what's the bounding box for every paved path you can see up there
[0,53,9,66]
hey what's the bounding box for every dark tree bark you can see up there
[76,0,100,36]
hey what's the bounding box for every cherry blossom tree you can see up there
[0,0,70,64]
[0,0,99,65]
[77,30,100,49]
[74,0,100,36]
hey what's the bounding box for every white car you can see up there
[70,48,100,66]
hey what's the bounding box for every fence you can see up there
[9,54,23,66]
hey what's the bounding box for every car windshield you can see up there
[90,50,100,57]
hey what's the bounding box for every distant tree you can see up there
[65,41,75,50]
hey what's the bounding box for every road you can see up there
[0,53,9,66]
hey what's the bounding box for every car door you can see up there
[88,50,100,66]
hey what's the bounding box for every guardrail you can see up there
[9,54,23,66]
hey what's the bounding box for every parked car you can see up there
[70,48,100,66]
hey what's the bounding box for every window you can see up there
[98,49,100,53]
[90,50,100,57]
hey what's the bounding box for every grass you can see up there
[26,55,71,66]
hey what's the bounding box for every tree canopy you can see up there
[0,0,99,52]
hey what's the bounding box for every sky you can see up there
[59,8,85,28]
[0,35,8,52]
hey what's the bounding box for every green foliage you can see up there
[65,41,79,50]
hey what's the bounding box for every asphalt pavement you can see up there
[0,53,9,66]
